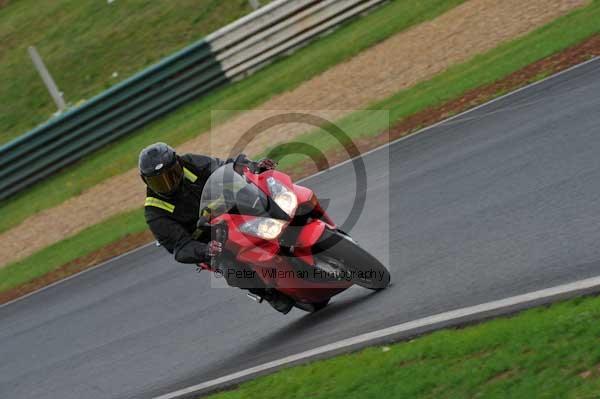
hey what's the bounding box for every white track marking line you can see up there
[3,57,598,308]
[153,275,600,399]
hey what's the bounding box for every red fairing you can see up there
[292,184,314,204]
[246,169,336,226]
[244,169,293,195]
[212,213,348,302]
[206,166,353,305]
[293,219,326,265]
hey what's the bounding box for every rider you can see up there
[139,142,295,314]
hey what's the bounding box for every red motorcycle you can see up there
[196,163,390,312]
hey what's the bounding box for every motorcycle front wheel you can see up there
[313,229,391,290]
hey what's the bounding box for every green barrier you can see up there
[0,0,386,201]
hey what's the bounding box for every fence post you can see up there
[248,0,261,10]
[28,46,67,113]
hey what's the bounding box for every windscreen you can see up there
[199,164,268,218]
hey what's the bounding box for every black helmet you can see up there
[139,142,184,195]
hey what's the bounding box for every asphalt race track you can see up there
[2,58,600,399]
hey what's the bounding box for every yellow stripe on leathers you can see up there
[144,197,175,213]
[183,167,198,182]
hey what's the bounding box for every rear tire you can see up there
[314,229,390,290]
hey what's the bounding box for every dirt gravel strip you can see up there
[0,0,587,268]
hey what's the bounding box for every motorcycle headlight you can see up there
[266,177,298,217]
[240,218,287,240]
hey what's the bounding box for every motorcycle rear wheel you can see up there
[314,229,391,290]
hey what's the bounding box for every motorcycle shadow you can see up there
[222,288,384,366]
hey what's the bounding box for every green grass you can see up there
[0,0,466,234]
[0,208,146,293]
[378,1,600,126]
[0,0,268,145]
[2,0,599,296]
[204,294,600,399]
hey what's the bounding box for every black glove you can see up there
[256,158,277,173]
[206,240,223,258]
[233,154,251,175]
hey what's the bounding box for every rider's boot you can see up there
[248,288,294,314]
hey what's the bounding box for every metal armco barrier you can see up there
[0,0,386,201]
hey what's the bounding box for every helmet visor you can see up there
[144,161,183,194]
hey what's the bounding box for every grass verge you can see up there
[2,1,600,299]
[0,0,270,144]
[0,0,466,234]
[203,294,600,398]
[0,208,146,294]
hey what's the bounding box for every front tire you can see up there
[313,229,390,290]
